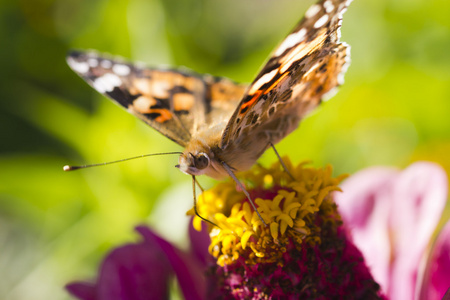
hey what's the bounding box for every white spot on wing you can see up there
[100,60,112,69]
[323,1,334,13]
[322,87,338,102]
[314,14,329,28]
[93,73,122,93]
[305,4,321,18]
[279,33,324,73]
[337,43,351,85]
[323,44,351,102]
[87,58,98,67]
[274,28,307,56]
[67,57,89,73]
[248,69,278,95]
[112,64,131,76]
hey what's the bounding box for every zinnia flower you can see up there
[190,159,383,298]
[66,160,450,299]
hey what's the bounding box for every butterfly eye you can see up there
[194,153,210,170]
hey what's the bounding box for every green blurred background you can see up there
[1,0,449,299]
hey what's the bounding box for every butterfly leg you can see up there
[192,175,219,228]
[269,142,295,180]
[221,162,268,227]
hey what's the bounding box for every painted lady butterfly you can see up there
[67,0,352,224]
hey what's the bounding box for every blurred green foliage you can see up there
[1,0,449,299]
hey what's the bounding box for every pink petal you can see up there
[335,162,448,300]
[389,162,448,300]
[335,167,398,290]
[419,220,450,300]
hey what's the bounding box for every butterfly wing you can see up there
[203,76,248,127]
[221,0,351,152]
[67,51,247,147]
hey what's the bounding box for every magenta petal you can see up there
[136,226,206,300]
[419,220,450,300]
[66,282,96,300]
[188,220,212,267]
[389,162,448,300]
[66,231,171,300]
[334,167,398,289]
[98,244,171,300]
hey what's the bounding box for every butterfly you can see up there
[66,0,351,225]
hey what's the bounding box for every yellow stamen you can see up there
[188,158,348,266]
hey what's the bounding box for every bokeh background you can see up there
[1,0,450,299]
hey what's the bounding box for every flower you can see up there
[189,159,384,299]
[66,160,450,300]
[334,162,450,300]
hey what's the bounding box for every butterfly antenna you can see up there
[192,175,220,228]
[63,152,183,171]
[269,142,295,180]
[220,162,268,227]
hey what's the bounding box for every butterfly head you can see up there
[176,137,228,179]
[177,151,211,176]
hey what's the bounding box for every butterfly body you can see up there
[67,0,351,183]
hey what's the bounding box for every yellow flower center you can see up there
[188,158,347,267]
